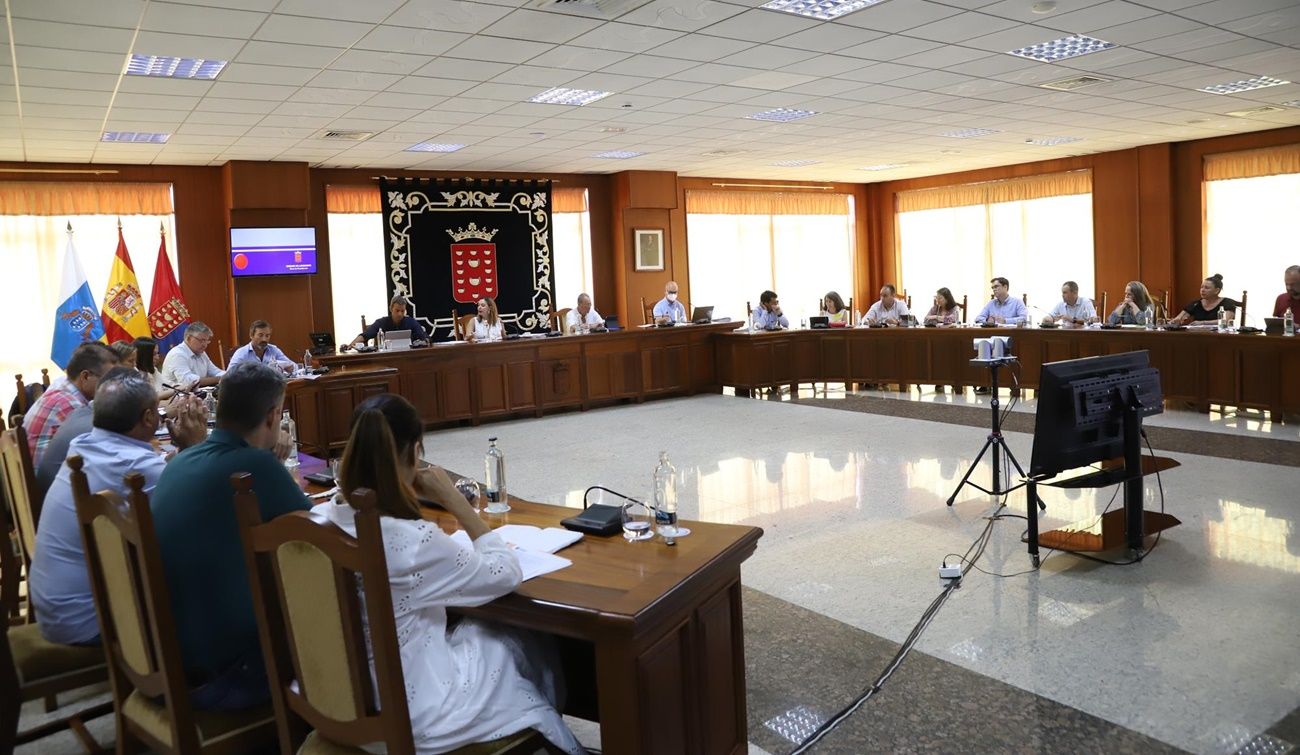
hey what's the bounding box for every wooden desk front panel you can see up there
[286,366,399,454]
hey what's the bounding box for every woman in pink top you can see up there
[923,288,962,326]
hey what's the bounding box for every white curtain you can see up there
[1206,173,1300,325]
[552,203,595,312]
[687,202,855,325]
[0,213,178,410]
[898,193,1095,316]
[327,212,389,342]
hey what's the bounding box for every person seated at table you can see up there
[753,290,789,330]
[323,393,583,754]
[25,342,117,467]
[863,284,910,326]
[29,368,207,646]
[150,361,310,710]
[821,291,850,325]
[922,287,961,326]
[1169,273,1240,325]
[653,281,687,325]
[132,337,175,401]
[352,295,429,347]
[1274,264,1300,320]
[565,293,605,334]
[467,297,504,343]
[1107,281,1155,326]
[161,322,224,390]
[107,339,137,368]
[228,319,298,372]
[1043,281,1097,327]
[974,277,1027,326]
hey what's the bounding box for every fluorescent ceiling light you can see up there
[405,142,465,152]
[859,163,907,171]
[529,87,613,106]
[1026,136,1082,146]
[126,54,226,80]
[760,0,889,21]
[770,159,819,167]
[594,150,643,159]
[1198,76,1290,95]
[1008,35,1115,63]
[941,128,999,139]
[747,108,817,123]
[101,131,169,144]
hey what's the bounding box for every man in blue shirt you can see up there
[150,361,312,710]
[652,281,687,324]
[353,295,429,345]
[228,319,297,372]
[974,277,1028,325]
[29,367,207,645]
[753,290,790,330]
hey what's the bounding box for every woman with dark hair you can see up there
[133,337,175,400]
[322,394,581,754]
[467,297,503,343]
[821,291,849,325]
[1108,281,1156,326]
[923,287,961,326]
[1170,273,1239,325]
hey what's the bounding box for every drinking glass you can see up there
[621,500,653,542]
[454,478,482,513]
[328,457,341,485]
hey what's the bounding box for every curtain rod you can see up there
[710,182,833,190]
[0,168,121,175]
[369,176,559,183]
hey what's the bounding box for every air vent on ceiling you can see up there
[1225,105,1285,117]
[320,130,374,141]
[1038,75,1111,91]
[529,0,654,19]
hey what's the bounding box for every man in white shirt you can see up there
[864,284,910,326]
[565,293,605,334]
[1043,281,1097,327]
[652,281,686,325]
[228,320,297,373]
[161,322,225,390]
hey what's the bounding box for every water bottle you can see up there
[281,410,299,469]
[302,349,312,374]
[378,328,386,350]
[484,437,508,513]
[1285,309,1294,337]
[652,452,678,538]
[1217,306,1227,333]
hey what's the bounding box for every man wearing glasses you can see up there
[162,321,226,391]
[24,341,117,466]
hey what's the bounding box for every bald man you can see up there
[652,281,686,325]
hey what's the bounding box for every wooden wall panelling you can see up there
[1090,150,1142,304]
[1136,144,1175,304]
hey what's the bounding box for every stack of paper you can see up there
[449,525,582,581]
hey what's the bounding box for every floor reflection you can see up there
[1207,500,1300,573]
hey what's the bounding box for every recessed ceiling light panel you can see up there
[770,159,819,167]
[1038,75,1111,91]
[941,128,1000,139]
[1198,76,1290,95]
[747,108,817,123]
[405,142,465,153]
[1008,35,1115,63]
[1026,136,1082,146]
[760,0,888,21]
[594,150,644,159]
[529,87,613,106]
[101,131,169,143]
[126,54,227,80]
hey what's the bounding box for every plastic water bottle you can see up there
[281,410,299,469]
[484,438,508,513]
[1285,309,1295,337]
[1217,306,1227,333]
[302,349,312,374]
[378,328,386,350]
[652,452,678,538]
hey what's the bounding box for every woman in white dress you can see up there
[467,297,504,343]
[325,393,582,754]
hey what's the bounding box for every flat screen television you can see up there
[230,227,317,277]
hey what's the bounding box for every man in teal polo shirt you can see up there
[150,360,310,710]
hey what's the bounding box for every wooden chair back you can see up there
[9,371,50,420]
[553,308,571,334]
[360,315,368,337]
[1022,293,1028,306]
[70,457,204,752]
[961,295,968,324]
[216,340,227,370]
[234,479,417,755]
[1239,290,1248,326]
[848,297,854,324]
[1098,291,1108,315]
[458,314,478,340]
[640,297,653,325]
[0,419,39,588]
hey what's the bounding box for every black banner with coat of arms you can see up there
[378,177,555,340]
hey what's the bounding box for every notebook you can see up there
[449,529,574,581]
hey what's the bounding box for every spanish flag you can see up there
[101,223,151,343]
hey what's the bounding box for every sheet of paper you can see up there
[449,530,572,581]
[492,524,583,554]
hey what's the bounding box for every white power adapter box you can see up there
[939,565,963,580]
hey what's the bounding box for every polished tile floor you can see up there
[423,391,1299,755]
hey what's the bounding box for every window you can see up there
[1204,145,1300,324]
[897,171,1095,318]
[686,191,855,325]
[552,188,594,311]
[0,182,177,409]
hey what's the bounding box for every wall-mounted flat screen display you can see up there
[230,227,317,277]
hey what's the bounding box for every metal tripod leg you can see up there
[946,434,995,506]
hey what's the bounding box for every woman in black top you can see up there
[1171,274,1239,324]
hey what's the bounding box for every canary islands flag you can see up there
[147,227,190,355]
[101,225,151,343]
[51,226,105,369]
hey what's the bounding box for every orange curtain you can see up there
[553,187,588,213]
[686,190,851,215]
[326,184,382,214]
[0,182,173,215]
[896,170,1092,212]
[1204,143,1300,181]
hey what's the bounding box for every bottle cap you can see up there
[489,436,498,442]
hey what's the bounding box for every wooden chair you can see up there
[961,295,969,324]
[232,477,550,755]
[0,455,110,753]
[553,308,571,334]
[1022,293,1028,306]
[640,297,653,325]
[1,418,40,611]
[71,459,276,754]
[1097,291,1108,316]
[216,340,227,370]
[458,314,478,340]
[10,370,51,420]
[1239,290,1248,327]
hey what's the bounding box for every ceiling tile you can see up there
[565,23,685,54]
[331,50,434,75]
[308,69,403,90]
[384,0,514,34]
[444,36,555,64]
[353,25,469,56]
[9,0,145,28]
[836,0,964,33]
[1178,0,1300,25]
[625,79,715,97]
[838,35,941,62]
[614,0,746,32]
[12,19,136,54]
[13,46,125,75]
[131,31,248,59]
[236,41,347,68]
[716,45,818,69]
[695,8,821,43]
[1036,1,1162,34]
[482,9,605,44]
[142,3,267,36]
[271,0,405,23]
[525,45,633,70]
[385,76,478,97]
[289,87,376,104]
[253,14,373,47]
[907,12,1020,43]
[219,62,318,86]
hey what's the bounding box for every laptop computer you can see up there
[1264,317,1283,335]
[809,316,830,329]
[604,315,621,331]
[383,329,412,350]
[690,305,714,324]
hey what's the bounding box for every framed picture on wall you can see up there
[634,229,665,271]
